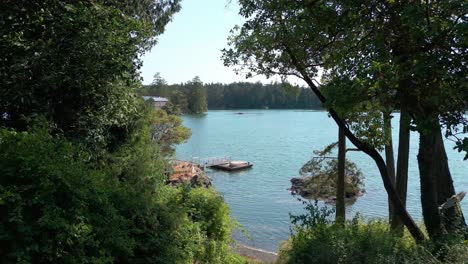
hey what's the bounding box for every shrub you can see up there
[278,201,468,264]
[0,122,244,263]
[127,185,243,264]
[0,126,134,263]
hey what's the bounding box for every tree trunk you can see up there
[391,108,411,233]
[336,127,346,224]
[418,128,442,239]
[418,123,468,240]
[433,129,468,238]
[383,111,396,223]
[285,47,425,241]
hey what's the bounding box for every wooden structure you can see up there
[191,156,253,171]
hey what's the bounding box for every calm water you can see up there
[176,110,468,252]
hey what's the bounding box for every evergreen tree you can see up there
[187,76,208,114]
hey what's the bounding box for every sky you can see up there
[140,0,274,85]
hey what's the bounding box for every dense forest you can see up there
[142,74,323,113]
[205,82,322,110]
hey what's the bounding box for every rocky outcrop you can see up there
[168,161,212,188]
[290,175,364,203]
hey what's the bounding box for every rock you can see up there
[289,174,363,203]
[190,174,212,188]
[168,161,212,188]
[291,177,306,186]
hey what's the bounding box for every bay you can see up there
[175,110,468,252]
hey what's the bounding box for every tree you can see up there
[336,127,346,224]
[298,143,365,202]
[187,76,208,114]
[143,81,323,110]
[391,109,411,233]
[0,2,249,262]
[383,112,396,223]
[147,72,172,98]
[152,72,168,87]
[0,0,181,149]
[149,109,191,156]
[223,0,426,240]
[326,1,468,239]
[224,0,468,241]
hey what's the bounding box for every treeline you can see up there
[142,74,323,113]
[205,82,323,110]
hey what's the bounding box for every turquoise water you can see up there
[175,110,468,252]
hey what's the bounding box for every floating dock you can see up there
[210,161,253,171]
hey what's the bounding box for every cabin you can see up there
[143,96,169,110]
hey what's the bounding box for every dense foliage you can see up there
[224,0,467,240]
[278,202,468,264]
[0,115,245,264]
[143,77,323,111]
[0,125,133,263]
[1,1,178,140]
[0,116,248,263]
[149,109,191,156]
[0,1,246,263]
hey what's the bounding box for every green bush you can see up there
[278,201,468,264]
[0,121,244,263]
[0,126,134,263]
[129,185,246,264]
[99,109,240,263]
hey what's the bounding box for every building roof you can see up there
[143,96,169,102]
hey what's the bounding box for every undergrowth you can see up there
[277,201,468,264]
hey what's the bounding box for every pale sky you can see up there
[140,0,274,85]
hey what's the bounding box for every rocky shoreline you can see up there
[167,160,212,188]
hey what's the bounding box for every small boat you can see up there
[210,161,253,171]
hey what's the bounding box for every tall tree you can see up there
[336,127,346,224]
[383,111,396,222]
[187,76,208,114]
[224,0,467,240]
[0,0,181,149]
[391,108,411,233]
[223,0,424,240]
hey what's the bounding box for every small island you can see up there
[290,174,364,203]
[290,144,365,203]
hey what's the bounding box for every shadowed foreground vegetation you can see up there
[0,119,251,263]
[0,1,250,263]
